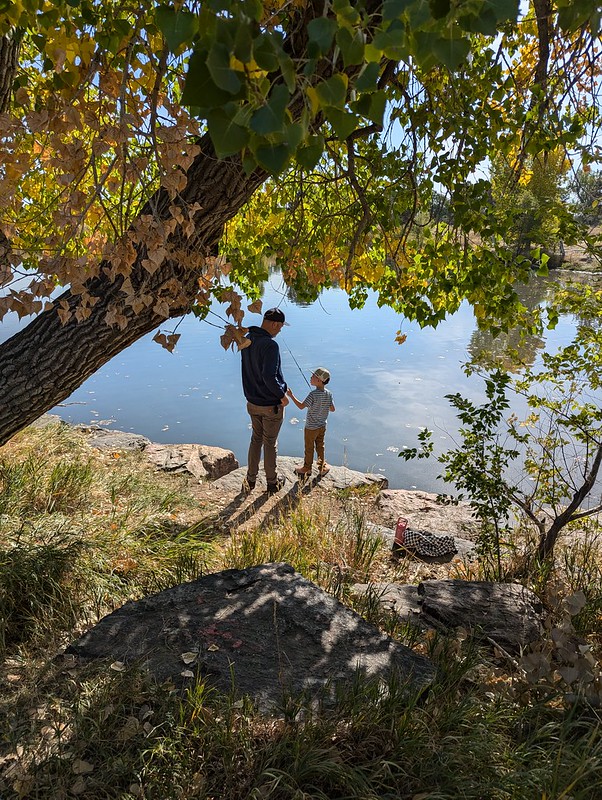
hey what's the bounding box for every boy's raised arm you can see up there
[286,387,306,410]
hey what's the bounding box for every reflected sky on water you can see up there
[1,271,582,491]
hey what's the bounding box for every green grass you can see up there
[2,423,602,799]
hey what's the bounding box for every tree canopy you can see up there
[0,0,600,442]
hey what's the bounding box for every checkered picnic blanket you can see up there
[402,528,457,557]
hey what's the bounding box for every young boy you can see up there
[287,367,335,477]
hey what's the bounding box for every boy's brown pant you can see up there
[302,426,326,472]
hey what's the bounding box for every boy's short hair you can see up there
[313,367,330,384]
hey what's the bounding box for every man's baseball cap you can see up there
[313,367,330,383]
[263,307,290,325]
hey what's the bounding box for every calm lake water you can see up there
[2,271,581,492]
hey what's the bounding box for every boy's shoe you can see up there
[267,476,286,495]
[318,464,330,476]
[294,466,311,476]
[242,476,256,493]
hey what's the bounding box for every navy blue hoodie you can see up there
[241,326,287,406]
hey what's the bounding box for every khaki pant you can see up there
[302,426,326,472]
[246,402,284,484]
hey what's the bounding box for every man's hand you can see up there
[281,395,289,406]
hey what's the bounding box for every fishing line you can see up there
[282,338,312,388]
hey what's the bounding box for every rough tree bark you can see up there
[0,33,19,114]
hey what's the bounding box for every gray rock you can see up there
[377,489,479,540]
[210,455,387,495]
[144,443,239,480]
[352,583,423,626]
[67,563,435,712]
[354,579,545,655]
[74,425,151,451]
[29,413,65,429]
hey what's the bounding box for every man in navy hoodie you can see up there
[241,307,289,494]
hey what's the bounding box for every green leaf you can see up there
[155,7,198,52]
[315,73,348,109]
[253,33,280,71]
[355,61,380,92]
[206,108,250,157]
[382,0,413,22]
[372,20,409,60]
[277,50,297,93]
[352,90,386,126]
[431,34,470,70]
[241,0,263,21]
[250,83,290,135]
[213,16,236,48]
[458,7,498,35]
[242,152,257,174]
[295,135,324,170]
[407,0,432,28]
[413,29,471,71]
[490,0,520,23]
[364,42,383,62]
[429,0,450,20]
[182,50,236,109]
[234,22,253,63]
[285,121,305,150]
[324,107,359,139]
[557,0,596,31]
[307,17,338,56]
[254,143,291,174]
[207,42,242,93]
[334,0,361,23]
[336,27,365,66]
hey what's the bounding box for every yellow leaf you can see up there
[306,86,320,117]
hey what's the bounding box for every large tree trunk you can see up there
[0,33,19,113]
[0,141,267,445]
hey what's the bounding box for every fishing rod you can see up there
[282,338,312,388]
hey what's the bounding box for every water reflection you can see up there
[467,278,553,372]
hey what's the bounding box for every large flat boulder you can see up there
[210,455,387,495]
[67,563,434,712]
[74,425,151,451]
[144,443,239,480]
[353,579,545,655]
[376,489,479,540]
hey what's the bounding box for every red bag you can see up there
[394,517,408,547]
